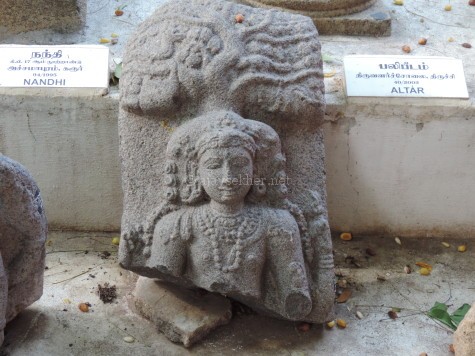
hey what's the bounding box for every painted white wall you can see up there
[0,93,474,237]
[324,100,475,237]
[0,92,122,231]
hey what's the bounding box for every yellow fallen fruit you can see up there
[442,242,450,248]
[326,320,336,328]
[393,0,403,5]
[340,232,352,241]
[444,4,452,11]
[448,37,455,42]
[111,33,119,38]
[419,267,430,276]
[336,319,347,328]
[458,245,467,252]
[415,262,433,272]
[99,38,110,44]
[112,237,120,245]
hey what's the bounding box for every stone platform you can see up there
[235,0,391,36]
[0,231,472,355]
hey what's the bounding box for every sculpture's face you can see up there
[198,146,253,205]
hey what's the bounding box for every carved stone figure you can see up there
[119,0,334,338]
[0,155,47,345]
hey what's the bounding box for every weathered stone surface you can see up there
[234,0,391,36]
[454,303,475,356]
[0,155,47,345]
[119,0,335,338]
[0,0,86,34]
[134,277,232,347]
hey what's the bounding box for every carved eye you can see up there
[203,158,221,169]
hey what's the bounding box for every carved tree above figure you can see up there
[120,0,325,123]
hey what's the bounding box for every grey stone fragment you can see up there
[0,155,47,345]
[454,303,475,356]
[134,277,232,347]
[0,0,86,34]
[119,0,335,337]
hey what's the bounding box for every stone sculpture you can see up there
[119,0,335,343]
[0,155,47,345]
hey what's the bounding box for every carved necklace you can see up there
[197,205,261,273]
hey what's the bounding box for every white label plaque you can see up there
[344,55,469,98]
[0,45,109,88]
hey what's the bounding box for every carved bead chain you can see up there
[198,206,259,273]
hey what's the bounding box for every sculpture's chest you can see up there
[186,225,266,298]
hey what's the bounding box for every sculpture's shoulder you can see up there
[154,206,196,243]
[259,206,299,235]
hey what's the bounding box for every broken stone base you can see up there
[133,277,232,347]
[235,0,391,36]
[0,0,86,34]
[453,303,475,356]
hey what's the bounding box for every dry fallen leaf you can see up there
[235,13,245,23]
[324,70,336,78]
[336,289,352,303]
[449,344,455,353]
[415,262,433,271]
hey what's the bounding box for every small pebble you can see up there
[442,242,450,248]
[297,322,311,332]
[123,336,135,343]
[404,265,412,274]
[462,43,472,48]
[402,45,411,53]
[418,38,427,45]
[356,311,364,319]
[395,237,402,245]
